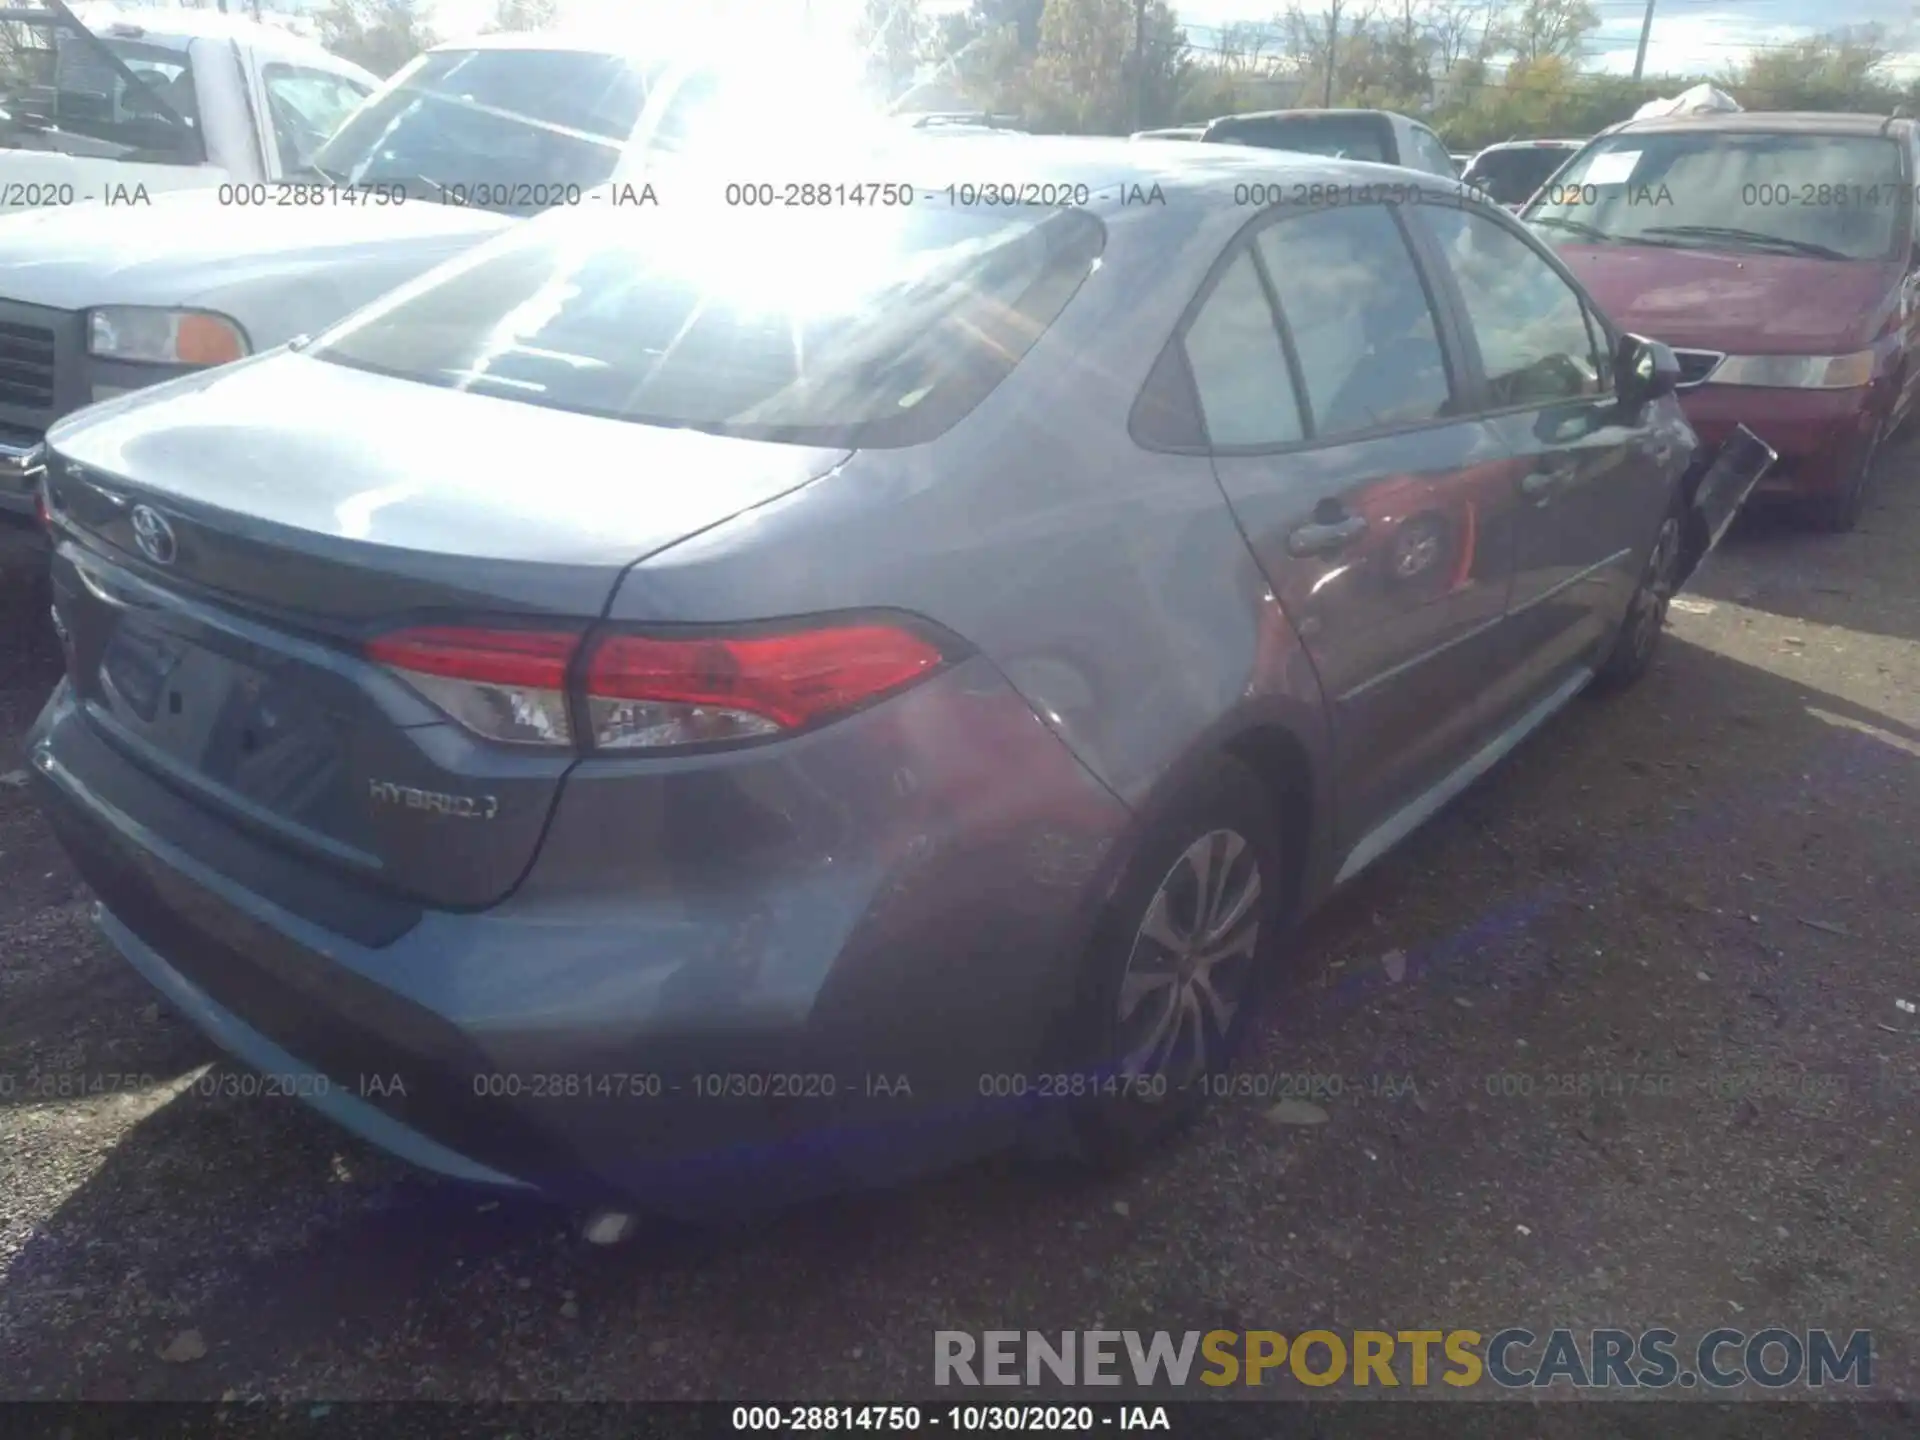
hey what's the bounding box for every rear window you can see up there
[0,30,205,162]
[1464,146,1574,206]
[312,203,1106,447]
[309,49,653,201]
[1205,113,1390,164]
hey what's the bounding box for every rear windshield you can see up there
[312,203,1106,447]
[308,49,652,204]
[1205,113,1390,163]
[1524,130,1906,262]
[1464,146,1574,205]
[0,30,205,162]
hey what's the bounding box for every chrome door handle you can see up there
[1287,513,1369,557]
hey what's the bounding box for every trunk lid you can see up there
[43,352,852,910]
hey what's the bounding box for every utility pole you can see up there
[1631,0,1656,82]
[1322,0,1342,108]
[1133,0,1146,132]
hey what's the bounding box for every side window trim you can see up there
[1261,196,1477,432]
[1244,234,1317,443]
[1136,195,1480,459]
[1396,191,1492,412]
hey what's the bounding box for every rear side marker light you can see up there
[365,620,949,752]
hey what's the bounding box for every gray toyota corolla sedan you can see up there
[26,138,1771,1218]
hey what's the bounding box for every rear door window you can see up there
[1182,253,1304,448]
[1255,205,1454,439]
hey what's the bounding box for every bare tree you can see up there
[1285,0,1377,107]
[1426,0,1493,75]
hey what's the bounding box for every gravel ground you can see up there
[0,450,1917,1411]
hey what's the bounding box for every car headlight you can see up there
[86,307,250,366]
[1709,350,1875,390]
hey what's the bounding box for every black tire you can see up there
[1592,502,1685,694]
[1802,416,1884,534]
[1049,755,1288,1172]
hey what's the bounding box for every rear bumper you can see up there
[1677,383,1879,498]
[27,659,1132,1211]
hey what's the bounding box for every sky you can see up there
[367,0,1920,83]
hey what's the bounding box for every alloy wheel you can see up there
[1114,828,1263,1091]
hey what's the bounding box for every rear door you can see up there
[1410,199,1673,719]
[1194,201,1526,852]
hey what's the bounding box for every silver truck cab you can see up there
[1,1,377,211]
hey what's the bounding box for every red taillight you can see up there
[365,627,579,689]
[366,619,947,752]
[583,624,946,751]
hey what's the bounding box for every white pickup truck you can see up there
[1,1,379,212]
[0,26,755,516]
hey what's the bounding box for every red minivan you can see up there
[1522,112,1920,530]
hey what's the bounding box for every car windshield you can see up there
[1208,114,1389,163]
[1464,146,1574,205]
[0,24,205,163]
[1524,130,1904,262]
[306,48,654,208]
[312,202,1106,447]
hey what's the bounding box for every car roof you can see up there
[432,29,661,56]
[1207,107,1407,126]
[872,133,1462,212]
[1608,110,1913,138]
[1474,138,1583,150]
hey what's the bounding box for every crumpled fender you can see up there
[1676,424,1777,590]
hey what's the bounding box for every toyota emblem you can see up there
[129,504,177,566]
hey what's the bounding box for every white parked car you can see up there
[0,0,378,213]
[0,29,772,516]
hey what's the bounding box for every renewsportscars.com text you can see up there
[934,1328,1872,1389]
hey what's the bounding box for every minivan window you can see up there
[1256,205,1452,439]
[1525,131,1904,262]
[1184,253,1304,448]
[313,204,1105,448]
[307,48,652,204]
[1207,113,1390,164]
[1421,207,1606,407]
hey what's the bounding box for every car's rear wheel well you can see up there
[1222,725,1313,920]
